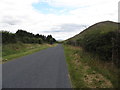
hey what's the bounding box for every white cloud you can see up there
[0,0,119,40]
[69,1,118,25]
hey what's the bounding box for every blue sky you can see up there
[0,0,119,40]
[32,2,75,15]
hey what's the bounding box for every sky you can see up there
[0,0,119,40]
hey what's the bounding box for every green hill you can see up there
[65,21,120,66]
[66,21,118,42]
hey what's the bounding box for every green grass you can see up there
[63,45,87,88]
[2,43,57,63]
[63,44,119,88]
[79,50,119,88]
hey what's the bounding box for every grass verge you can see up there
[2,43,57,63]
[63,44,119,88]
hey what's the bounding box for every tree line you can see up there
[1,29,56,44]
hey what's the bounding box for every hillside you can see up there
[66,21,118,42]
[65,21,120,66]
[63,21,120,88]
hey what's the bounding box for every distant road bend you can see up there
[3,44,71,88]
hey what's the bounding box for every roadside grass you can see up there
[63,44,119,88]
[2,43,57,63]
[63,45,87,88]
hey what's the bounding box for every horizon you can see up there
[1,20,118,41]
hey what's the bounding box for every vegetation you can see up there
[65,21,120,68]
[2,43,56,63]
[64,21,119,88]
[1,29,56,44]
[1,29,57,63]
[64,45,118,88]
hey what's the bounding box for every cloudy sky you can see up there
[0,0,119,40]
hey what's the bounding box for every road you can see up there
[2,44,71,88]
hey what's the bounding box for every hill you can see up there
[65,21,120,66]
[66,21,118,42]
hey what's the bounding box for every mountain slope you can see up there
[65,21,120,65]
[66,21,118,42]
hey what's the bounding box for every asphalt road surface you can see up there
[3,44,71,88]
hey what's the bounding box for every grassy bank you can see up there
[63,45,119,88]
[2,43,57,63]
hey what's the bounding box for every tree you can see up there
[2,30,57,44]
[2,31,16,44]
